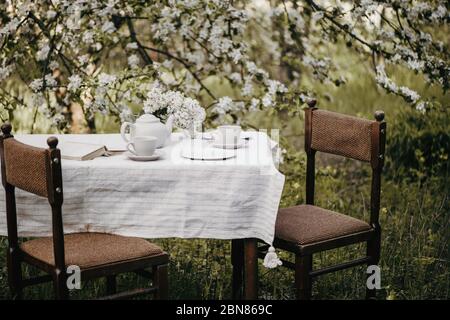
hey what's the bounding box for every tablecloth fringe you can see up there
[263,246,282,268]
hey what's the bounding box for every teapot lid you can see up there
[136,113,160,123]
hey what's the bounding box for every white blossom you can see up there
[126,42,138,50]
[101,21,116,34]
[36,44,50,61]
[399,86,420,103]
[98,73,116,87]
[29,74,57,92]
[213,96,234,115]
[242,79,253,96]
[67,74,82,92]
[250,98,260,111]
[0,65,13,82]
[127,54,140,68]
[49,60,59,71]
[262,93,273,108]
[416,102,426,113]
[47,10,57,20]
[143,82,205,129]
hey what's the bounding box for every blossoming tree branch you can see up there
[0,0,448,132]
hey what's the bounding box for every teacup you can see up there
[127,136,157,156]
[216,125,241,145]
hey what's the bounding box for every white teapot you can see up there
[120,114,173,148]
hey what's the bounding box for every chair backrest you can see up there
[309,109,373,162]
[303,101,386,226]
[3,137,51,197]
[0,123,66,270]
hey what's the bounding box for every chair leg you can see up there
[53,270,69,300]
[7,247,23,300]
[152,265,168,300]
[106,275,117,295]
[295,254,312,300]
[366,234,381,300]
[231,239,244,299]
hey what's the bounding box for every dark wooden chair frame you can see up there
[232,100,386,300]
[0,123,169,300]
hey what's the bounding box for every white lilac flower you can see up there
[127,54,140,68]
[143,84,166,114]
[143,82,205,129]
[170,97,206,129]
[101,21,116,34]
[67,74,82,92]
[98,73,116,87]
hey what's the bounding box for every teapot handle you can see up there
[120,122,133,143]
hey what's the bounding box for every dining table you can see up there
[0,131,285,299]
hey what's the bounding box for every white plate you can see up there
[212,141,247,149]
[127,151,162,161]
[181,148,236,161]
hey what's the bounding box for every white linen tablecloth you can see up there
[0,132,285,247]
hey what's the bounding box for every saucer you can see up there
[127,151,161,161]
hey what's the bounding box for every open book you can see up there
[15,134,126,161]
[57,141,110,161]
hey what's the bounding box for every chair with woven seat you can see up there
[258,100,386,300]
[0,123,169,300]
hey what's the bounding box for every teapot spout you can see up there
[165,114,174,135]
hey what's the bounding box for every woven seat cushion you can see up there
[275,205,371,245]
[21,233,164,269]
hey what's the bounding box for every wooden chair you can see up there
[257,100,386,299]
[0,123,169,300]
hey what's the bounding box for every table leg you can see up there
[243,238,258,300]
[231,239,244,299]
